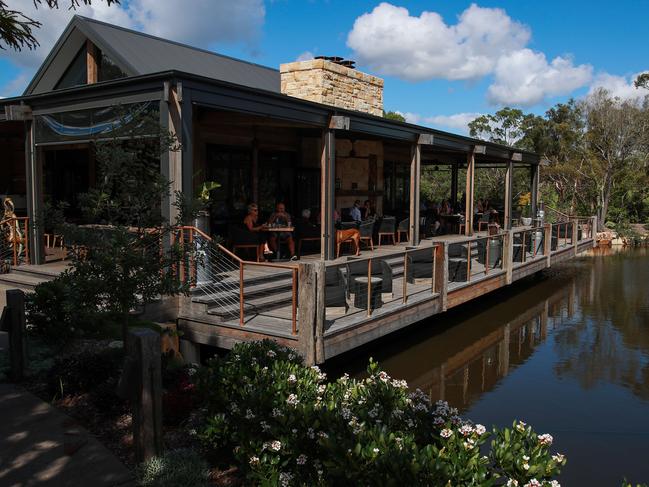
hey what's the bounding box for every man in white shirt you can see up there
[350,200,362,222]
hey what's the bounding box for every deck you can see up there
[177,220,597,364]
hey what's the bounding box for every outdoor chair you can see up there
[296,221,320,257]
[477,237,503,268]
[229,224,261,262]
[358,219,374,251]
[406,248,435,285]
[344,257,393,302]
[396,218,409,243]
[477,212,490,232]
[377,216,396,246]
[447,242,468,282]
[324,265,348,314]
[336,221,360,257]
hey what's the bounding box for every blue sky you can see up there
[1,0,647,133]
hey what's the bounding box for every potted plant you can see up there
[521,205,532,226]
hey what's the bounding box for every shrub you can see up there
[136,448,211,487]
[197,340,567,486]
[46,347,124,399]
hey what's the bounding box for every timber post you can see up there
[572,218,579,255]
[298,262,318,365]
[543,223,552,268]
[127,328,163,463]
[503,230,514,285]
[434,242,449,312]
[314,261,326,364]
[6,289,27,381]
[591,216,598,248]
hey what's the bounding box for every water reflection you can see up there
[330,247,649,484]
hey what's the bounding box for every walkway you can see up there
[0,383,134,487]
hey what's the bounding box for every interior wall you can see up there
[335,138,384,215]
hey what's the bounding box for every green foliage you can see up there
[383,110,406,122]
[468,108,544,150]
[197,340,566,486]
[136,448,211,487]
[46,347,124,398]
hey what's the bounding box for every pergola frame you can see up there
[1,70,540,263]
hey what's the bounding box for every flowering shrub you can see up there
[197,340,567,486]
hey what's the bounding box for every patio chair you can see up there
[406,248,435,284]
[477,212,490,232]
[344,257,393,301]
[377,216,396,246]
[324,265,348,315]
[358,219,374,251]
[396,218,409,243]
[447,242,468,282]
[296,220,320,257]
[229,224,261,262]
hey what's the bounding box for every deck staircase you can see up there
[0,265,60,291]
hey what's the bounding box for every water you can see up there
[329,247,649,485]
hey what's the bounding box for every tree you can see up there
[635,73,649,90]
[383,110,406,122]
[468,107,543,150]
[0,0,118,51]
[581,89,646,229]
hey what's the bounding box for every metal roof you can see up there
[25,15,280,95]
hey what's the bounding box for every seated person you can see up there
[242,203,267,262]
[350,200,362,222]
[267,202,297,260]
[361,199,375,220]
[296,209,320,238]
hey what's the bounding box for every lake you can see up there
[329,247,649,485]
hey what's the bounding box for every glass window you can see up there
[99,52,127,82]
[55,46,88,90]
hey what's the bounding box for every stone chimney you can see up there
[280,57,384,117]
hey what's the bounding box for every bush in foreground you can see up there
[136,448,210,487]
[197,340,566,486]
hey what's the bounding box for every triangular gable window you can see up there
[99,51,127,82]
[55,46,87,90]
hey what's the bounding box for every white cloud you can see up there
[588,71,649,102]
[397,111,481,134]
[347,2,530,82]
[0,0,266,94]
[296,51,315,62]
[487,49,592,106]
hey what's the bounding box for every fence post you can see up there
[7,290,27,381]
[435,242,449,312]
[543,224,552,268]
[298,262,318,365]
[314,261,325,364]
[128,328,163,463]
[572,218,579,255]
[591,216,598,248]
[503,230,513,285]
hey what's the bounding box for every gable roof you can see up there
[25,15,280,95]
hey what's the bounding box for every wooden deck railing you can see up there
[172,226,299,335]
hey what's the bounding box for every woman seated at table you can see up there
[268,202,297,261]
[242,203,268,262]
[441,199,452,215]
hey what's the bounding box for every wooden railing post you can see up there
[298,262,317,364]
[435,242,448,312]
[572,218,579,255]
[543,223,552,268]
[402,252,408,304]
[6,289,27,381]
[291,268,298,335]
[314,261,325,364]
[366,259,372,317]
[239,263,244,326]
[128,328,162,463]
[591,216,598,248]
[504,230,513,285]
[485,237,490,275]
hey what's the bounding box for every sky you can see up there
[0,0,647,134]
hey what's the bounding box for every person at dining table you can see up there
[350,200,362,222]
[268,202,297,260]
[242,203,268,262]
[441,199,452,215]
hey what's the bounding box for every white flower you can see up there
[522,455,530,462]
[267,350,276,358]
[318,384,326,394]
[279,471,293,487]
[318,431,329,439]
[340,407,352,420]
[549,481,561,487]
[307,428,315,439]
[249,455,260,466]
[245,409,255,420]
[286,394,300,406]
[373,447,380,454]
[475,424,486,435]
[229,403,239,413]
[287,374,297,384]
[272,408,282,418]
[392,379,408,389]
[523,480,541,487]
[459,425,474,436]
[440,428,453,438]
[433,416,445,426]
[506,480,519,487]
[296,454,308,465]
[538,433,553,446]
[463,440,475,450]
[288,352,296,360]
[269,440,282,451]
[515,421,527,432]
[552,453,565,463]
[378,371,390,382]
[260,421,270,432]
[523,463,530,470]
